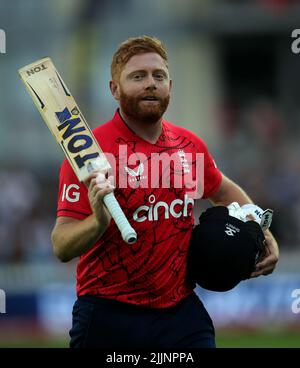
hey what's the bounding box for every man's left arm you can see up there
[208,174,279,277]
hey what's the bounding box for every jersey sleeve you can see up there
[200,140,222,199]
[56,159,92,220]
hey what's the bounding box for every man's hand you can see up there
[84,172,114,229]
[251,230,279,278]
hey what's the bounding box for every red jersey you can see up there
[57,110,222,308]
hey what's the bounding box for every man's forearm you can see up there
[209,175,253,207]
[51,215,107,262]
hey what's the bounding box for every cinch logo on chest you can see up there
[133,194,194,222]
[55,107,99,169]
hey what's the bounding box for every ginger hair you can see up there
[111,35,168,81]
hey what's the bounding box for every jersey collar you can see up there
[112,109,166,146]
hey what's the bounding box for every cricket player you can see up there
[51,36,279,348]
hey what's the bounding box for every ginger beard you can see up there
[119,88,170,124]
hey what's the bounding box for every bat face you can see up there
[53,105,110,180]
[18,57,111,181]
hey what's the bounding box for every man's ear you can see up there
[169,79,173,92]
[110,80,120,100]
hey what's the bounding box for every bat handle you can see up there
[103,192,137,244]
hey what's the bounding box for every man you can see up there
[51,36,279,348]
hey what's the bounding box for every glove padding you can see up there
[227,202,273,231]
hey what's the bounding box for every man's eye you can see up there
[154,74,165,80]
[133,74,143,80]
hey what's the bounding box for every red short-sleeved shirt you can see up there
[57,110,222,308]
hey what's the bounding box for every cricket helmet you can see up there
[187,205,267,292]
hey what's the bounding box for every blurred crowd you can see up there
[217,96,300,248]
[0,167,58,263]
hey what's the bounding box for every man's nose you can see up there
[145,76,157,90]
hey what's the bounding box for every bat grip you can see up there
[103,192,137,244]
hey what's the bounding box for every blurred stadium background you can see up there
[0,0,300,348]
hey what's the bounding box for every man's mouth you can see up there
[141,96,159,101]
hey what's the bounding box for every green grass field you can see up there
[216,330,300,348]
[0,330,299,348]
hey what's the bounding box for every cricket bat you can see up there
[18,57,137,244]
